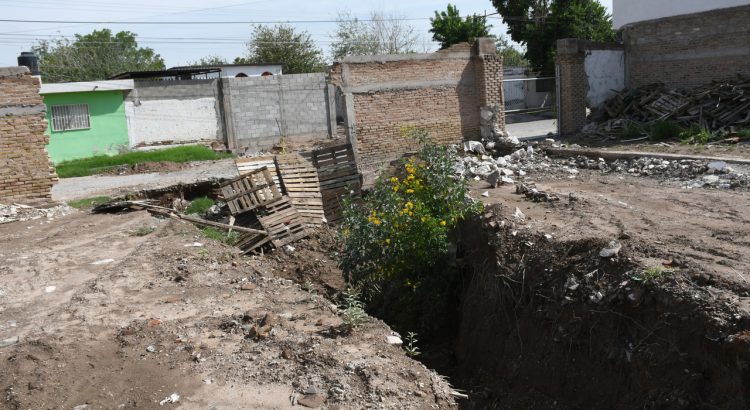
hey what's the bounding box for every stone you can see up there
[707,161,727,172]
[298,394,326,408]
[500,168,514,177]
[463,141,486,155]
[495,157,508,167]
[702,175,720,185]
[240,283,257,291]
[486,170,501,188]
[481,191,490,197]
[501,176,514,185]
[513,207,525,221]
[146,345,156,353]
[386,335,403,345]
[599,241,622,258]
[159,393,180,406]
[0,336,19,349]
[44,286,56,293]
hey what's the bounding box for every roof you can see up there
[169,63,283,70]
[108,67,221,80]
[40,79,134,94]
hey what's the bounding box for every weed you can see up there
[340,289,368,331]
[130,225,156,236]
[200,227,238,245]
[620,125,642,140]
[67,196,112,209]
[55,146,233,178]
[650,120,682,141]
[186,197,215,215]
[631,266,673,286]
[736,128,750,141]
[403,332,421,358]
[680,125,714,145]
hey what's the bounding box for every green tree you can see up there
[188,55,228,66]
[31,29,165,83]
[492,0,615,74]
[331,11,422,60]
[429,4,492,49]
[496,35,529,67]
[236,24,325,74]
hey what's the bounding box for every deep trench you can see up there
[140,184,750,409]
[404,209,750,409]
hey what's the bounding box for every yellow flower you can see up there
[405,202,414,209]
[393,186,399,192]
[406,189,414,194]
[408,211,413,217]
[391,177,399,184]
[373,218,381,226]
[407,174,415,181]
[385,238,391,244]
[440,220,447,226]
[421,216,427,223]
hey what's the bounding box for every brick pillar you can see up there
[0,66,57,204]
[556,39,588,137]
[474,38,505,134]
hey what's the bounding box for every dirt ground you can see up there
[0,211,456,409]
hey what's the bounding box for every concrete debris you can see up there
[463,141,486,155]
[515,183,560,202]
[0,203,74,224]
[0,336,19,349]
[386,335,403,345]
[481,191,490,198]
[599,241,622,258]
[513,207,526,221]
[159,393,180,406]
[43,286,56,293]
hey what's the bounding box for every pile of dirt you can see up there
[0,211,456,409]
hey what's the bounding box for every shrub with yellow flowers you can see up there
[340,132,482,335]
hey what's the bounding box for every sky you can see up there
[0,0,613,68]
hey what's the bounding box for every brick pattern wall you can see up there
[623,5,750,89]
[224,73,330,150]
[334,39,504,169]
[556,53,587,136]
[0,67,56,204]
[475,54,506,131]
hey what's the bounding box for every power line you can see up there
[0,17,433,25]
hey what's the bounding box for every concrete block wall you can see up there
[332,39,504,169]
[0,67,56,204]
[622,4,750,89]
[125,79,223,147]
[223,73,330,151]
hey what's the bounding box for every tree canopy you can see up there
[331,11,422,60]
[492,0,615,74]
[188,55,228,67]
[31,29,165,83]
[429,4,492,49]
[235,24,325,74]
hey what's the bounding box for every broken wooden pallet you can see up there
[275,153,325,225]
[235,156,283,192]
[219,167,282,216]
[256,197,308,249]
[302,144,362,224]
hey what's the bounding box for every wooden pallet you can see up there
[302,144,362,223]
[235,156,283,192]
[275,153,325,225]
[219,167,282,215]
[257,197,308,248]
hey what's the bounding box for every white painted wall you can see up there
[124,98,219,146]
[614,0,750,28]
[584,50,625,108]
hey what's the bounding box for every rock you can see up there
[513,207,525,221]
[486,170,501,188]
[707,161,727,172]
[0,336,19,349]
[481,191,490,198]
[500,168,514,177]
[463,141,486,155]
[159,393,180,406]
[475,163,493,176]
[240,283,257,291]
[569,192,579,202]
[146,345,156,353]
[501,176,515,185]
[298,394,326,408]
[386,335,403,345]
[702,175,720,185]
[91,258,115,265]
[599,240,622,258]
[44,286,56,293]
[495,157,508,167]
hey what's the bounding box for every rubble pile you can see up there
[456,141,749,191]
[0,203,75,224]
[585,77,750,137]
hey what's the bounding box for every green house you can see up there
[40,80,134,163]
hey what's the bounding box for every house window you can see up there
[51,104,90,131]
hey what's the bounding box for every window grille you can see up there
[51,104,90,131]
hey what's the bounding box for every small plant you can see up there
[680,125,714,145]
[631,266,673,286]
[650,120,682,141]
[340,289,368,331]
[186,197,215,215]
[200,227,238,245]
[403,331,421,358]
[736,128,750,141]
[130,225,156,236]
[620,125,642,140]
[67,196,112,209]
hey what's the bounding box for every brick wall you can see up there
[223,73,331,151]
[622,5,750,89]
[332,39,504,169]
[0,67,56,204]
